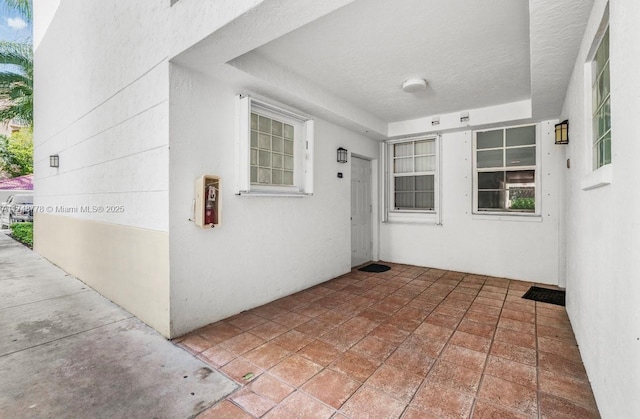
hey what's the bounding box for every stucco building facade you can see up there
[33,1,639,416]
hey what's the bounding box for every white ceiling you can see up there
[248,0,531,123]
[175,0,595,137]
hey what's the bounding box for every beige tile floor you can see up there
[175,263,600,418]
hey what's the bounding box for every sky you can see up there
[0,0,32,44]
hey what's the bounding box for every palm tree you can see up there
[3,0,31,20]
[0,41,32,125]
[0,0,32,125]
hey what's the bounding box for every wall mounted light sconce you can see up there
[555,120,569,144]
[49,154,59,168]
[337,147,348,163]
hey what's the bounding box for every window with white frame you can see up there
[474,125,537,213]
[592,27,611,169]
[236,96,314,195]
[388,137,438,212]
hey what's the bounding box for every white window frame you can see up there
[382,135,441,224]
[591,26,611,171]
[235,95,314,196]
[581,7,612,191]
[472,124,541,216]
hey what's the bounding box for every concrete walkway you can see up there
[0,233,237,418]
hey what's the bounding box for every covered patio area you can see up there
[176,264,599,418]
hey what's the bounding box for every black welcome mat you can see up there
[522,286,566,306]
[358,263,391,273]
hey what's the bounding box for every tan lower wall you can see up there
[34,213,170,337]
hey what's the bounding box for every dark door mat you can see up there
[522,286,566,306]
[358,263,391,273]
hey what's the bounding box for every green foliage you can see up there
[511,197,535,210]
[2,0,31,20]
[0,41,33,125]
[10,221,32,247]
[0,126,32,176]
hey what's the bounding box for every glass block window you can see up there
[391,138,436,210]
[250,112,295,186]
[592,28,611,169]
[475,125,537,213]
[237,95,314,195]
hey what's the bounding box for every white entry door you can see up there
[351,156,372,267]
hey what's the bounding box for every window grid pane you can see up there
[251,113,294,186]
[391,139,436,212]
[477,169,535,212]
[393,139,436,175]
[592,28,611,170]
[393,175,434,210]
[394,157,413,173]
[475,126,536,213]
[506,146,536,167]
[477,130,503,149]
[477,149,504,168]
[414,140,435,155]
[394,143,413,157]
[593,131,612,168]
[506,126,536,147]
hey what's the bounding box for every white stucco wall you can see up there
[34,0,170,232]
[33,1,173,335]
[168,64,379,336]
[169,0,263,58]
[33,0,60,50]
[560,0,640,417]
[32,0,364,338]
[36,12,640,416]
[380,122,563,284]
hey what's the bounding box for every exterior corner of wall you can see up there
[33,212,171,337]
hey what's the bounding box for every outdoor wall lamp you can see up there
[555,120,569,144]
[49,154,59,168]
[337,147,348,163]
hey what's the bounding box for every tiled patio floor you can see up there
[175,263,600,418]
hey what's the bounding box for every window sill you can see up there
[581,164,612,191]
[238,191,311,197]
[386,211,440,225]
[472,213,542,222]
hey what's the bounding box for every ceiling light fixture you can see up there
[402,78,427,93]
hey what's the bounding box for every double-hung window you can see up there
[385,136,439,220]
[474,125,538,214]
[592,27,611,169]
[236,96,314,195]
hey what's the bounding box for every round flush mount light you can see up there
[402,78,428,93]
